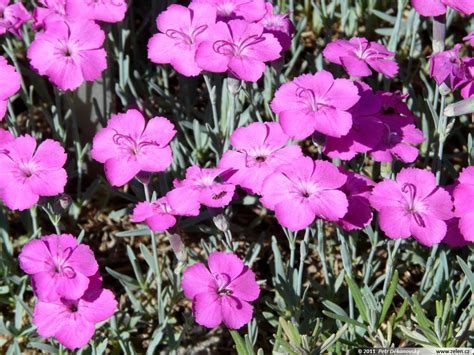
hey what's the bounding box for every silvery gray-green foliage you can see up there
[0,0,473,354]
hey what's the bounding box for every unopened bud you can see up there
[168,233,186,262]
[213,213,230,233]
[53,194,72,215]
[136,171,152,185]
[227,77,241,96]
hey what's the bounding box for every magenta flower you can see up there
[324,82,384,160]
[0,135,67,211]
[91,109,176,187]
[218,122,302,195]
[411,0,474,16]
[338,169,374,231]
[19,234,98,302]
[195,19,282,82]
[132,188,201,232]
[0,56,21,120]
[182,251,260,329]
[453,166,474,242]
[441,185,469,247]
[464,31,474,47]
[67,0,127,23]
[0,0,31,37]
[370,168,453,246]
[33,0,67,29]
[258,3,294,52]
[147,3,216,77]
[323,37,398,78]
[174,166,236,208]
[369,91,424,163]
[191,0,266,22]
[260,156,348,231]
[28,19,107,91]
[33,276,117,350]
[270,71,360,139]
[429,45,470,91]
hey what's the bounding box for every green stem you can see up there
[435,95,447,184]
[316,220,330,285]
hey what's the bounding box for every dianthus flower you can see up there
[0,56,21,120]
[132,188,201,231]
[441,185,469,247]
[19,234,98,301]
[174,166,235,208]
[411,0,474,16]
[258,3,294,52]
[191,0,266,22]
[28,19,107,91]
[0,0,31,37]
[429,44,471,91]
[218,122,302,195]
[148,3,216,77]
[182,251,260,329]
[338,169,374,231]
[261,156,348,231]
[91,109,176,187]
[195,19,282,82]
[323,37,398,78]
[370,168,452,246]
[270,70,360,139]
[33,274,117,350]
[0,135,67,211]
[453,166,474,242]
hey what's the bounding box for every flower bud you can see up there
[213,213,230,233]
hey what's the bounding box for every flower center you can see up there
[213,35,265,57]
[214,273,233,295]
[112,131,159,156]
[165,25,208,46]
[295,87,324,113]
[382,123,400,145]
[217,0,236,17]
[401,183,425,227]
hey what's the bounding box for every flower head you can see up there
[258,3,294,52]
[191,0,266,22]
[271,70,360,139]
[453,166,474,242]
[174,166,235,208]
[0,56,21,120]
[370,168,453,246]
[323,37,398,78]
[261,156,348,231]
[182,251,260,329]
[33,0,67,29]
[338,169,374,231]
[429,45,471,91]
[132,188,201,232]
[33,274,117,350]
[0,135,67,211]
[28,18,107,91]
[195,19,282,82]
[91,109,176,187]
[411,0,474,16]
[19,234,98,302]
[148,3,216,77]
[0,1,31,37]
[218,122,302,194]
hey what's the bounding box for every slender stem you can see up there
[203,74,219,133]
[316,220,330,285]
[435,95,447,183]
[30,206,38,236]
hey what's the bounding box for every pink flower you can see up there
[369,91,424,163]
[33,275,117,350]
[453,166,474,242]
[195,19,282,82]
[191,0,266,22]
[324,82,384,160]
[258,3,294,52]
[0,56,21,120]
[28,19,107,91]
[411,0,474,16]
[182,251,260,329]
[0,135,67,211]
[33,0,66,29]
[147,3,216,77]
[0,1,31,37]
[429,45,471,91]
[132,188,201,232]
[270,70,360,139]
[218,122,302,195]
[441,185,469,247]
[464,31,474,47]
[67,0,127,23]
[323,37,398,78]
[370,168,453,246]
[260,156,348,231]
[174,166,235,208]
[338,169,374,231]
[19,234,98,302]
[91,109,176,187]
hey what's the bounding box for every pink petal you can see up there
[378,206,412,239]
[19,239,52,275]
[340,55,372,77]
[312,107,352,138]
[79,288,117,323]
[79,49,107,82]
[459,212,474,242]
[192,291,223,328]
[228,267,260,302]
[396,168,437,200]
[91,127,118,163]
[1,179,39,211]
[275,198,315,231]
[67,244,99,276]
[33,139,67,169]
[228,56,266,82]
[410,213,447,246]
[310,190,348,221]
[230,122,267,150]
[208,252,244,280]
[55,271,90,300]
[182,262,215,299]
[370,179,404,210]
[221,296,253,329]
[104,155,141,187]
[411,0,446,16]
[142,116,176,146]
[29,168,67,196]
[54,313,95,350]
[137,146,173,173]
[33,300,67,337]
[279,110,315,140]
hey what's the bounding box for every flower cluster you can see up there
[0,0,31,37]
[27,0,128,91]
[182,251,260,329]
[19,234,117,349]
[147,0,292,81]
